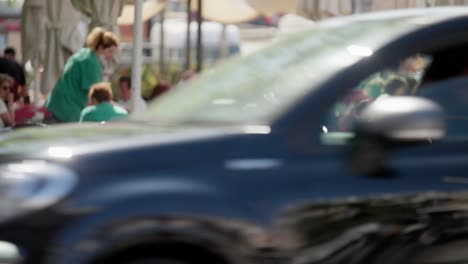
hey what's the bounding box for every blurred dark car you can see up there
[3,7,468,264]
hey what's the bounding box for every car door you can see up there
[278,61,468,263]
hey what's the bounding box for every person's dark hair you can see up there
[119,76,131,89]
[3,47,15,56]
[89,82,113,103]
[24,95,31,105]
[384,77,408,95]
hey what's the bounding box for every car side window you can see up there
[321,54,430,145]
[322,47,468,145]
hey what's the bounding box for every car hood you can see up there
[0,122,250,159]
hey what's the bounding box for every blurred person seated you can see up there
[337,77,410,131]
[0,47,26,102]
[80,82,128,123]
[328,54,426,132]
[330,89,369,131]
[337,99,370,131]
[359,54,428,99]
[334,89,369,119]
[378,76,410,98]
[118,76,147,113]
[0,73,15,128]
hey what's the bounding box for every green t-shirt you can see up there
[80,102,128,123]
[46,48,101,122]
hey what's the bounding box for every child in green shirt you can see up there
[80,82,128,123]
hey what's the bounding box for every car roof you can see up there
[319,6,468,27]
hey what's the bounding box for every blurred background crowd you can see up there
[0,0,466,125]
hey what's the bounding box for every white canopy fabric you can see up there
[71,0,124,33]
[42,0,66,95]
[21,0,46,66]
[118,0,165,26]
[190,0,259,24]
[41,0,85,95]
[21,0,46,104]
[246,0,298,15]
[22,0,84,100]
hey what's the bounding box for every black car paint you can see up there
[2,9,468,264]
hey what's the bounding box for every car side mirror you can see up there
[356,96,445,143]
[350,96,445,176]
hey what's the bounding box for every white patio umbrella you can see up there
[71,0,124,33]
[131,0,144,113]
[41,0,84,95]
[41,0,65,95]
[190,0,258,24]
[189,0,259,71]
[21,0,46,105]
[22,0,46,67]
[117,0,165,26]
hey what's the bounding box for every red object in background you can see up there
[15,105,51,124]
[263,16,273,26]
[0,19,21,32]
[151,82,170,100]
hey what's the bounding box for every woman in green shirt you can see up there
[46,27,119,122]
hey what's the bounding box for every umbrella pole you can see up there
[131,0,144,113]
[196,0,203,72]
[185,0,192,70]
[159,3,166,79]
[33,61,41,107]
[219,23,228,61]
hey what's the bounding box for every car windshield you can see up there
[140,16,439,125]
